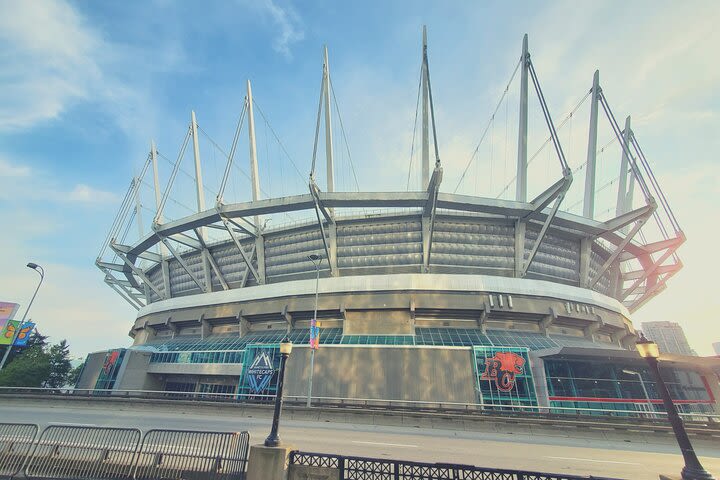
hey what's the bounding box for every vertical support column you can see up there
[514,219,526,277]
[323,46,335,193]
[191,111,211,292]
[515,34,529,202]
[247,80,262,228]
[616,116,632,218]
[584,70,600,219]
[328,222,338,274]
[421,25,430,189]
[151,140,170,299]
[579,237,591,288]
[255,235,266,284]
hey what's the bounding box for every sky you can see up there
[0,0,718,357]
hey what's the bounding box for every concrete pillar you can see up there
[247,444,294,480]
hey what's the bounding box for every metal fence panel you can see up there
[24,426,141,480]
[133,429,249,480]
[289,451,622,480]
[0,423,39,479]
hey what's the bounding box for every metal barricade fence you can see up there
[0,423,38,479]
[133,429,249,480]
[24,426,141,480]
[289,451,623,480]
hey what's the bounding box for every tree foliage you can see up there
[0,338,75,388]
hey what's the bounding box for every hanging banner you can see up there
[309,319,320,350]
[0,302,20,329]
[0,320,21,345]
[13,322,35,346]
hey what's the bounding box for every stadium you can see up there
[77,31,719,416]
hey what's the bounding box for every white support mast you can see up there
[616,115,632,218]
[584,70,600,219]
[191,110,207,241]
[323,46,335,193]
[247,80,262,227]
[421,25,430,189]
[516,34,529,202]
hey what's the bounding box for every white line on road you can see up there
[546,456,641,466]
[352,441,418,448]
[49,422,97,427]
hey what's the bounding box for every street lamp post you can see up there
[635,333,714,480]
[264,337,293,447]
[622,368,654,416]
[306,254,322,408]
[0,263,44,371]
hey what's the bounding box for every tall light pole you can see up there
[622,368,654,415]
[306,254,322,408]
[635,333,715,480]
[264,337,293,447]
[0,263,44,371]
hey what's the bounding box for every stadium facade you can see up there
[78,32,720,416]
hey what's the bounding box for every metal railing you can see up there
[25,426,141,480]
[289,451,622,480]
[1,387,718,424]
[0,423,38,479]
[0,423,249,480]
[134,429,249,480]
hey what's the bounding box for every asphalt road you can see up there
[1,401,718,480]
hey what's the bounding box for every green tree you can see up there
[67,362,84,387]
[0,346,51,387]
[45,340,72,388]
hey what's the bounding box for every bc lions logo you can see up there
[481,352,526,392]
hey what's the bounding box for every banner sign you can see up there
[309,319,320,350]
[246,350,275,393]
[0,302,20,329]
[480,351,526,392]
[0,320,20,345]
[12,322,35,346]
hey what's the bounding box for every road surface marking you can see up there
[49,422,97,427]
[547,456,641,465]
[352,441,418,448]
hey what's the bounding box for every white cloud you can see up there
[65,184,119,204]
[0,0,102,130]
[249,0,304,59]
[0,157,31,177]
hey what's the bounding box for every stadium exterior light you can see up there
[265,337,292,447]
[0,263,44,371]
[635,333,714,480]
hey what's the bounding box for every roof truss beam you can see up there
[193,228,229,291]
[220,215,262,284]
[109,244,166,300]
[156,235,208,293]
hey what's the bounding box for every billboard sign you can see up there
[246,350,275,393]
[0,302,20,329]
[480,351,526,393]
[0,320,20,346]
[13,322,35,346]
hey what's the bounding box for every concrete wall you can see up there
[283,346,476,403]
[75,351,108,390]
[343,310,413,335]
[115,351,163,391]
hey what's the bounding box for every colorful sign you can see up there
[0,320,20,346]
[246,350,275,393]
[309,319,320,350]
[103,350,121,374]
[480,351,526,393]
[0,302,20,329]
[12,322,35,346]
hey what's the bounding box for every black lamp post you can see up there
[264,337,293,447]
[635,333,714,480]
[0,263,44,371]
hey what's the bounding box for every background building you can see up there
[76,33,719,417]
[642,321,697,356]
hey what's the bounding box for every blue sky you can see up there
[1,0,718,357]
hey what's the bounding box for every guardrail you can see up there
[289,450,622,480]
[1,386,718,425]
[0,423,249,480]
[0,423,38,479]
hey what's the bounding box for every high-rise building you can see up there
[713,342,720,356]
[642,321,697,356]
